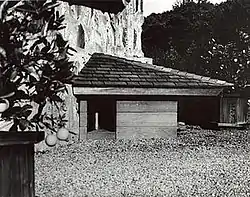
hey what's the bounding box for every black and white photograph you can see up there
[0,0,250,196]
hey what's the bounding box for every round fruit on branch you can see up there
[45,134,57,147]
[56,127,69,141]
[0,98,9,113]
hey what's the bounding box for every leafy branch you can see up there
[0,0,75,132]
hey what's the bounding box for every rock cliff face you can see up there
[57,0,147,73]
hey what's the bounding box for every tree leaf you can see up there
[14,90,30,100]
[15,3,37,14]
[55,33,68,48]
[20,104,33,118]
[40,2,60,13]
[0,0,10,21]
[9,121,18,131]
[50,94,63,102]
[0,46,6,58]
[22,109,32,118]
[68,46,77,53]
[21,104,33,111]
[2,106,22,118]
[19,119,30,131]
[43,122,56,132]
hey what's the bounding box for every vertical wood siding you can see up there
[0,144,35,197]
[220,98,247,123]
[117,101,178,139]
[79,100,87,140]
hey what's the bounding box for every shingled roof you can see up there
[72,53,233,89]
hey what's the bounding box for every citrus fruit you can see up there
[0,99,9,113]
[45,134,57,147]
[56,127,69,141]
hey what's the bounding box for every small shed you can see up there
[219,87,250,128]
[72,53,232,140]
[218,67,250,128]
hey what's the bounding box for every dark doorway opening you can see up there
[87,98,116,132]
[178,97,220,129]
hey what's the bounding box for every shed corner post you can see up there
[219,95,225,123]
[79,100,87,141]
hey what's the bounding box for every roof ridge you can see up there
[90,53,233,87]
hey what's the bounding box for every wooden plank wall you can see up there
[220,98,228,123]
[220,97,247,123]
[117,101,177,139]
[0,144,35,197]
[79,100,87,140]
[237,98,247,122]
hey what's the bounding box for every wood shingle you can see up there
[72,53,233,89]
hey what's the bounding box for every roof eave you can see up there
[61,0,128,14]
[73,87,224,97]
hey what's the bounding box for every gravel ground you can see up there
[35,129,250,197]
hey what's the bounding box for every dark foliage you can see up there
[142,0,250,88]
[0,0,74,132]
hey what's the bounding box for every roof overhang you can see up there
[73,87,224,96]
[61,0,129,14]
